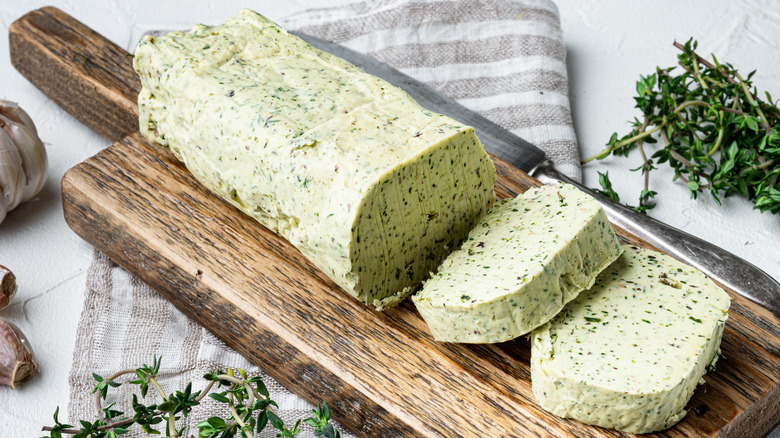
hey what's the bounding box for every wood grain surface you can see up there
[11,7,780,438]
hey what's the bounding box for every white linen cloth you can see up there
[68,0,578,436]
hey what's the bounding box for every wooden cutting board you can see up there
[10,7,780,437]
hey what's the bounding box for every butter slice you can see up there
[413,184,623,343]
[133,10,496,308]
[531,245,731,434]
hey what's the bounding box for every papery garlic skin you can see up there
[0,317,37,389]
[0,101,47,225]
[0,100,37,136]
[0,129,24,223]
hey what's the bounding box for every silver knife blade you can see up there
[291,32,547,173]
[294,32,780,319]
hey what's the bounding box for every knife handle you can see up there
[532,160,780,319]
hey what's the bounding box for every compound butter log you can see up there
[10,6,780,438]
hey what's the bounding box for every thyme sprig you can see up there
[41,356,341,438]
[585,39,780,214]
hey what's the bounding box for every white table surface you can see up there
[1,0,778,436]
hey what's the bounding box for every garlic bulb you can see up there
[0,317,37,389]
[0,100,47,224]
[0,265,15,311]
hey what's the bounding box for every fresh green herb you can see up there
[40,356,340,438]
[585,39,780,214]
[593,171,621,203]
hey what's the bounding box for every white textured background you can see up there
[0,0,778,437]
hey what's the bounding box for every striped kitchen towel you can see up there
[68,1,577,436]
[284,0,579,179]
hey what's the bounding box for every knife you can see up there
[292,32,780,319]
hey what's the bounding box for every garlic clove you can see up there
[0,317,37,389]
[0,100,37,136]
[0,115,48,202]
[0,101,48,224]
[0,128,24,214]
[0,265,16,311]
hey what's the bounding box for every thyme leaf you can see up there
[585,39,780,214]
[41,356,341,438]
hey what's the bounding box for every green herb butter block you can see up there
[132,10,496,309]
[531,245,731,434]
[412,184,622,343]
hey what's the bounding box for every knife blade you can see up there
[293,32,780,319]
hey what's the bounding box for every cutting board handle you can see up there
[7,6,534,198]
[10,7,140,143]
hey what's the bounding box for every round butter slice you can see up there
[413,184,623,343]
[531,245,731,434]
